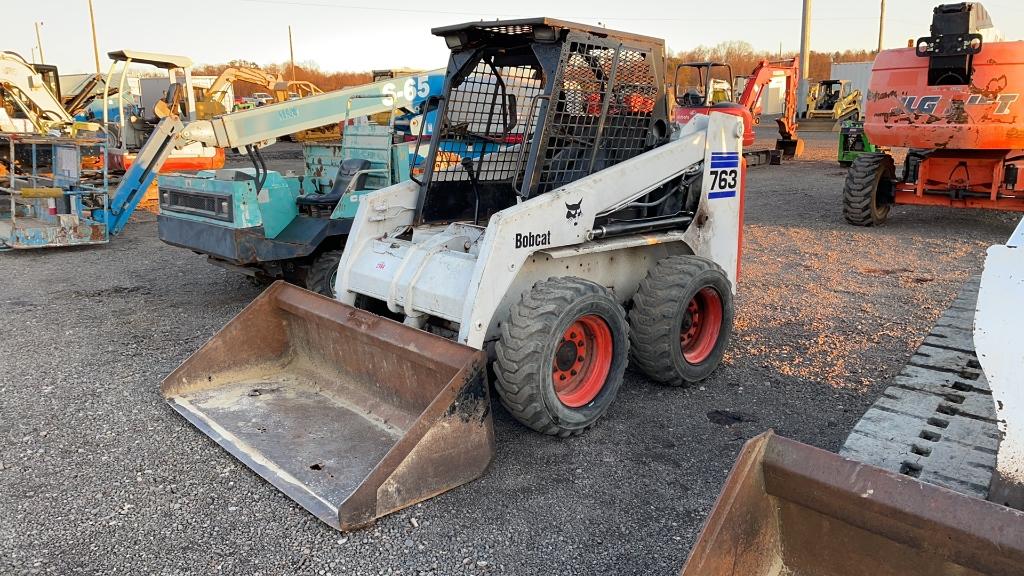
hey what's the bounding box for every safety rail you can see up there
[0,132,113,249]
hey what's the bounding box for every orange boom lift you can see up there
[843,2,1024,226]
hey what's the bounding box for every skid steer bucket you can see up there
[796,117,842,132]
[681,432,1024,576]
[161,282,494,531]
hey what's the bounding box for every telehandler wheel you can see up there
[306,250,343,298]
[843,153,895,226]
[629,256,734,386]
[494,277,629,437]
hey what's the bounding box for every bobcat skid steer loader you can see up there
[163,18,744,531]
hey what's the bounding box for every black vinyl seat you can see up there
[296,158,372,207]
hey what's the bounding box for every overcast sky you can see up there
[9,0,1024,74]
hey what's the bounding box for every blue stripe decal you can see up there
[709,190,737,199]
[710,152,739,158]
[710,162,739,169]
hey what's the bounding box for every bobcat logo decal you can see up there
[565,199,582,226]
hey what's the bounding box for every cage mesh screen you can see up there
[533,42,658,195]
[428,62,543,184]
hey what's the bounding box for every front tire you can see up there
[629,256,734,385]
[493,277,629,437]
[843,153,895,226]
[306,250,343,297]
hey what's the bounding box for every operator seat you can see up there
[681,90,705,107]
[296,158,371,208]
[146,82,185,124]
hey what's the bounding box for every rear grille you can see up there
[160,189,234,222]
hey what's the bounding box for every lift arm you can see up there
[181,69,444,149]
[104,69,443,236]
[104,114,185,235]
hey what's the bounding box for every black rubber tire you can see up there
[493,277,629,437]
[245,275,275,291]
[306,250,343,297]
[843,153,895,226]
[628,256,734,386]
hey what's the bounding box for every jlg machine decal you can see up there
[901,93,1019,115]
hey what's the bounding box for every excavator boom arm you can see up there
[736,58,800,140]
[0,52,75,129]
[203,67,285,106]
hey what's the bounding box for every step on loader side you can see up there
[160,281,494,531]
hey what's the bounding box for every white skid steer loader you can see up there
[336,19,743,435]
[162,18,744,530]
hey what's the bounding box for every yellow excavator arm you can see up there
[196,67,290,119]
[0,51,75,133]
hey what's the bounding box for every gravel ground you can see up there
[1,131,1018,576]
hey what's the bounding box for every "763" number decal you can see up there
[708,168,739,199]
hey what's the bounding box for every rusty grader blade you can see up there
[161,281,495,531]
[680,431,1024,576]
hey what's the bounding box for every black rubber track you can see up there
[843,153,894,226]
[493,277,628,437]
[628,256,734,386]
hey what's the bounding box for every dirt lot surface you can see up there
[1,131,1018,575]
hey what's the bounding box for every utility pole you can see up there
[878,0,887,52]
[288,25,296,82]
[797,0,811,117]
[34,21,45,64]
[88,0,101,75]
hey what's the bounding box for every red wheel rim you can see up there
[552,315,613,408]
[681,287,723,364]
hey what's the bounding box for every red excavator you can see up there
[843,2,1024,226]
[673,58,804,159]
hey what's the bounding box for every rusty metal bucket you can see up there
[161,282,494,531]
[681,432,1024,576]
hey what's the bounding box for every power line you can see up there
[238,0,900,23]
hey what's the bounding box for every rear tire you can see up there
[306,250,343,297]
[629,256,734,385]
[843,153,894,226]
[493,277,629,437]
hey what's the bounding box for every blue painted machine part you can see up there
[96,149,160,235]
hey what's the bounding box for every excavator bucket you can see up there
[681,431,1024,576]
[160,282,494,531]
